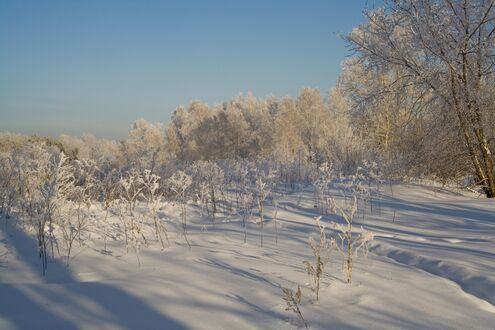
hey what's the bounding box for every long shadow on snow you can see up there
[197,257,280,289]
[0,217,187,330]
[0,284,78,330]
[378,195,495,227]
[365,221,493,245]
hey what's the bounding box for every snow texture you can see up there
[0,183,494,329]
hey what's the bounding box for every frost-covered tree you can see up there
[228,93,274,158]
[167,101,211,161]
[338,57,468,181]
[295,88,333,162]
[58,133,123,170]
[347,0,495,197]
[122,119,167,173]
[272,97,307,162]
[325,86,366,175]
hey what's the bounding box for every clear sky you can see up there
[0,0,380,139]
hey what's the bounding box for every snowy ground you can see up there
[0,184,494,329]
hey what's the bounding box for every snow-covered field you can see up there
[0,184,494,329]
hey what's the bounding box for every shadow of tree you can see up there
[0,217,187,330]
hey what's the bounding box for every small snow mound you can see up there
[370,242,495,308]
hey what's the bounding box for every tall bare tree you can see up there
[347,0,495,197]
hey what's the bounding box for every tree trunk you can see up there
[450,69,495,198]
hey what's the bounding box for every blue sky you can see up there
[0,0,379,139]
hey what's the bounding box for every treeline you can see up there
[0,81,490,192]
[0,88,363,176]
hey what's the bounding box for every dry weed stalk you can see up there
[282,286,309,329]
[303,216,332,301]
[329,196,373,284]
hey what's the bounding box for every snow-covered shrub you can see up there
[272,197,279,245]
[99,169,121,251]
[0,152,18,219]
[120,169,144,216]
[117,170,148,256]
[168,170,192,247]
[73,159,100,210]
[329,196,374,284]
[189,161,225,222]
[303,216,332,301]
[250,161,283,247]
[311,162,333,215]
[362,160,383,215]
[142,170,169,249]
[254,171,274,248]
[228,160,255,242]
[37,151,75,273]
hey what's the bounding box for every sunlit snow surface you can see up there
[1,183,494,329]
